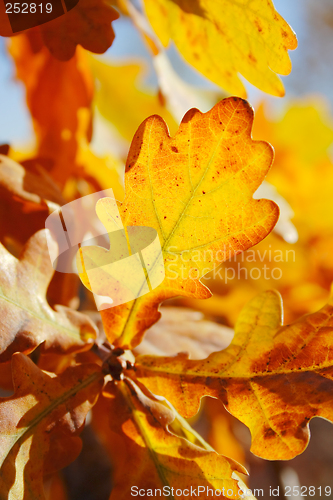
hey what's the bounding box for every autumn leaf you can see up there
[78,97,279,349]
[135,288,333,460]
[9,33,94,186]
[96,0,224,123]
[143,0,297,96]
[40,0,119,61]
[0,229,97,362]
[0,0,119,61]
[0,353,103,499]
[92,377,248,500]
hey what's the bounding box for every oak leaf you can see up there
[78,97,279,349]
[0,229,97,362]
[143,0,297,96]
[0,353,103,499]
[135,288,333,460]
[92,377,248,500]
[0,0,119,60]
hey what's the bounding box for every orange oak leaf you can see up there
[135,288,333,460]
[0,353,103,498]
[78,97,279,350]
[0,229,97,362]
[92,377,249,500]
[0,0,119,60]
[9,33,94,186]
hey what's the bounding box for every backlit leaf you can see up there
[181,101,333,326]
[78,97,279,350]
[135,288,333,460]
[143,0,297,96]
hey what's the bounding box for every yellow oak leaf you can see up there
[92,377,249,500]
[143,0,297,96]
[0,353,103,499]
[77,97,279,350]
[135,288,333,460]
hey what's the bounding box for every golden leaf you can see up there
[136,288,333,460]
[143,0,297,96]
[78,97,279,349]
[0,353,103,498]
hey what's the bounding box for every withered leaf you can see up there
[143,0,297,96]
[0,229,97,362]
[136,289,333,460]
[0,353,103,499]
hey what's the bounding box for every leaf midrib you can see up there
[118,103,240,343]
